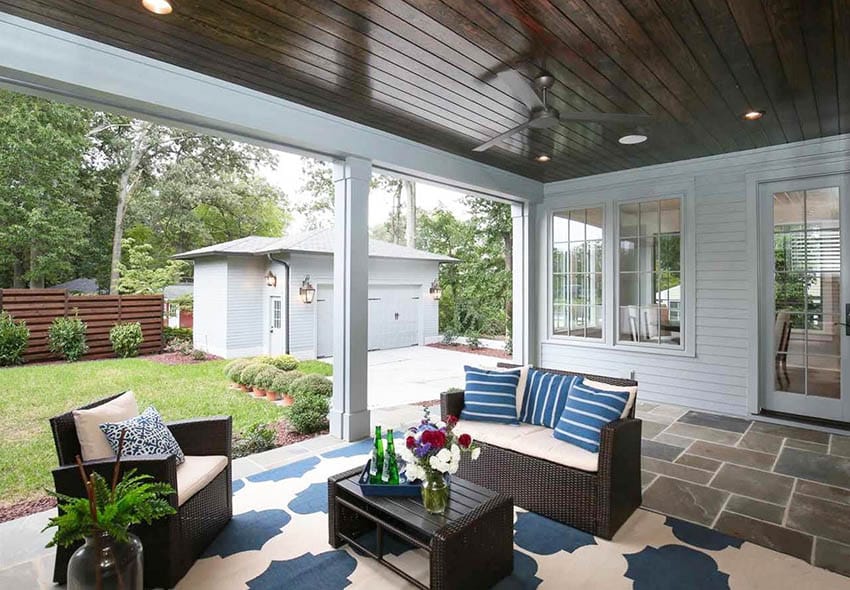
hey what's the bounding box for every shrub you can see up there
[191,349,207,361]
[288,392,330,434]
[289,373,333,399]
[232,423,277,458]
[441,328,458,345]
[270,354,299,371]
[252,355,275,366]
[238,362,268,388]
[0,312,29,366]
[504,336,513,356]
[164,338,192,356]
[465,330,481,350]
[270,370,305,395]
[109,322,143,358]
[224,358,252,381]
[253,366,281,391]
[163,326,192,345]
[48,315,88,362]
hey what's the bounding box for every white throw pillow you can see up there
[73,391,139,461]
[582,379,637,419]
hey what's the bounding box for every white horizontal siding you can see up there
[225,256,266,357]
[192,258,228,357]
[540,134,850,417]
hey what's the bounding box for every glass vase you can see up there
[421,472,449,515]
[67,532,143,590]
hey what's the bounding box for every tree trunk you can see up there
[28,246,44,289]
[109,123,151,294]
[12,258,25,288]
[404,180,416,248]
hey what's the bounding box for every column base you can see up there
[329,408,371,442]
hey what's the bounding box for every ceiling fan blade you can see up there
[495,69,544,110]
[473,120,535,152]
[558,111,653,124]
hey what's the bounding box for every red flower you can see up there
[445,415,459,427]
[406,435,416,449]
[421,429,447,449]
[458,433,472,448]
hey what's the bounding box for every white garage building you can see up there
[174,229,455,359]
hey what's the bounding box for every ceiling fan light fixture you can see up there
[535,154,551,162]
[618,134,648,145]
[743,109,766,121]
[142,0,173,14]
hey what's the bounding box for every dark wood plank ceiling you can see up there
[2,0,848,182]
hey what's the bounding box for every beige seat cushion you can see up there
[73,392,139,461]
[583,379,637,419]
[455,419,546,449]
[176,455,228,507]
[511,428,599,472]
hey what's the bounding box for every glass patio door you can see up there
[760,175,849,421]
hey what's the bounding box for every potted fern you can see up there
[43,432,176,590]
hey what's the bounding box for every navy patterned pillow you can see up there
[99,406,185,464]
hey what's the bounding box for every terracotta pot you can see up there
[266,390,279,402]
[253,388,267,398]
[238,384,249,392]
[280,394,294,407]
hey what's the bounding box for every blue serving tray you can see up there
[357,459,421,498]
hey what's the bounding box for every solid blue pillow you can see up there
[99,406,185,464]
[519,369,577,428]
[460,365,522,424]
[553,379,631,453]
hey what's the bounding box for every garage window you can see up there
[552,207,603,339]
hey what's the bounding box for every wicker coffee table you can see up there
[328,467,514,590]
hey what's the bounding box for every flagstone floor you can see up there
[636,401,850,577]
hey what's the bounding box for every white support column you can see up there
[330,156,372,441]
[512,202,538,366]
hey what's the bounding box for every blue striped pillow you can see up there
[519,369,577,428]
[553,379,631,452]
[460,366,522,424]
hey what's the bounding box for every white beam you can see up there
[330,157,371,441]
[512,203,538,366]
[0,13,543,203]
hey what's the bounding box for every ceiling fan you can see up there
[473,69,653,153]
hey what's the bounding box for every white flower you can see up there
[436,421,447,429]
[451,444,461,461]
[436,448,452,463]
[429,455,450,473]
[399,447,414,463]
[405,464,423,482]
[471,447,481,461]
[448,462,459,474]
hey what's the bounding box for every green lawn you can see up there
[0,357,331,506]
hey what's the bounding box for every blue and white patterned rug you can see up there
[177,440,849,589]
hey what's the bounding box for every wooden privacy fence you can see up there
[0,289,164,363]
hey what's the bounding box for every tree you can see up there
[117,238,189,294]
[465,197,513,335]
[0,90,95,288]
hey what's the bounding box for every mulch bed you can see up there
[0,496,56,524]
[272,419,328,446]
[427,343,510,359]
[144,352,220,365]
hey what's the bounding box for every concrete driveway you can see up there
[332,345,506,409]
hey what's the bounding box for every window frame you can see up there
[549,205,606,342]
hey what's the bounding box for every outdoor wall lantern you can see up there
[265,271,277,288]
[429,280,442,301]
[300,276,316,304]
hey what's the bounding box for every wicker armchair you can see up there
[442,365,641,540]
[48,393,233,588]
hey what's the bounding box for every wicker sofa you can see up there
[49,393,233,589]
[441,364,641,540]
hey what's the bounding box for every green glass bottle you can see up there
[383,429,400,485]
[370,426,383,484]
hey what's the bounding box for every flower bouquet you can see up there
[398,408,480,514]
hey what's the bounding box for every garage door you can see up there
[315,285,420,358]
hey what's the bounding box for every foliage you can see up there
[504,336,513,356]
[270,354,299,371]
[288,391,330,434]
[109,322,143,358]
[48,315,89,362]
[442,387,464,396]
[238,362,269,387]
[0,312,29,366]
[224,358,252,381]
[441,328,458,346]
[164,338,193,356]
[44,470,176,547]
[465,330,481,350]
[296,360,333,376]
[169,294,193,312]
[117,238,189,294]
[232,422,277,459]
[270,370,304,395]
[253,366,282,390]
[191,349,207,361]
[163,326,192,345]
[289,373,333,399]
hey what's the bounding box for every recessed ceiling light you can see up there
[142,0,173,14]
[743,109,766,121]
[618,134,647,145]
[535,154,551,162]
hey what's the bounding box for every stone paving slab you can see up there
[787,494,850,545]
[688,440,777,470]
[715,512,813,562]
[642,476,728,526]
[678,410,751,433]
[725,495,786,525]
[774,447,850,489]
[711,463,794,505]
[664,422,743,445]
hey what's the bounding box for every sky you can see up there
[259,150,471,234]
